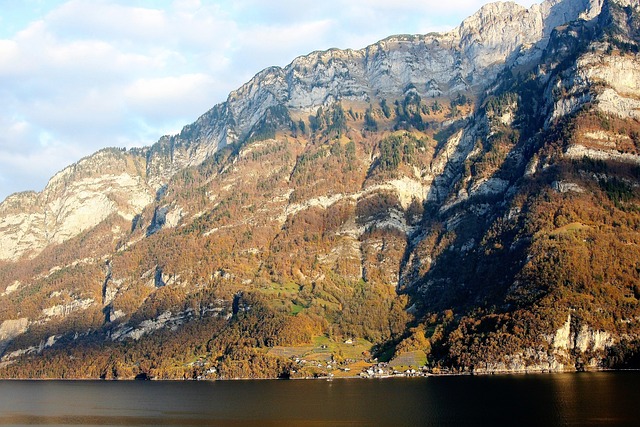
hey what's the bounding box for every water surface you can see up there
[0,372,638,426]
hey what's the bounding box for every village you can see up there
[268,336,431,380]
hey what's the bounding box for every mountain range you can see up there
[1,0,640,379]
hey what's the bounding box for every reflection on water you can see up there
[549,372,638,426]
[0,372,638,427]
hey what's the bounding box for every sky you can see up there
[0,0,538,201]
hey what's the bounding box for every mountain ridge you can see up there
[0,0,607,261]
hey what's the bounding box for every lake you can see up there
[0,372,638,426]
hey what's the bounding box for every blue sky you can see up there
[0,0,537,201]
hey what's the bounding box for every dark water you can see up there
[0,372,638,426]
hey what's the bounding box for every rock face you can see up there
[0,149,154,260]
[0,318,28,354]
[211,0,606,143]
[1,0,640,378]
[0,0,610,262]
[42,298,95,318]
[0,0,617,262]
[0,318,28,342]
[551,315,613,353]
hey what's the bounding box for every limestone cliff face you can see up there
[0,149,154,260]
[534,0,640,167]
[140,0,615,188]
[217,0,604,141]
[0,0,611,262]
[0,193,45,261]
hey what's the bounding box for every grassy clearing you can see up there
[290,303,305,315]
[267,335,374,368]
[259,281,300,296]
[268,345,314,358]
[389,350,427,370]
[550,222,592,236]
[332,360,373,378]
[304,353,333,362]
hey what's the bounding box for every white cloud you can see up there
[124,73,221,121]
[0,0,541,201]
[46,1,168,43]
[0,126,88,198]
[235,19,336,70]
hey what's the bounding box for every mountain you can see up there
[1,0,640,379]
[0,0,604,262]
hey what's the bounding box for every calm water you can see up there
[0,372,638,426]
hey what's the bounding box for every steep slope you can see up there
[0,0,639,379]
[399,0,640,372]
[0,0,602,262]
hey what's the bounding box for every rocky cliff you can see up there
[0,0,607,262]
[0,0,639,379]
[0,149,153,260]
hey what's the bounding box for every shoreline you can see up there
[1,367,638,382]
